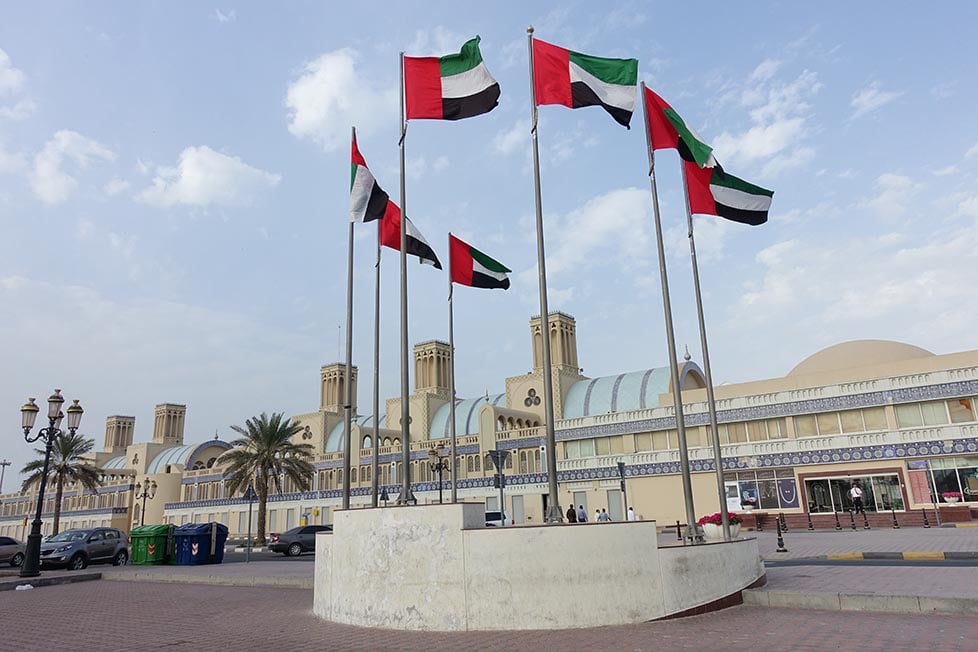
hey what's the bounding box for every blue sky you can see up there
[2,2,978,484]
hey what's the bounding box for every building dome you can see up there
[563,364,704,418]
[428,394,505,440]
[787,340,934,377]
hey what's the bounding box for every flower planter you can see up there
[944,497,960,504]
[702,522,741,540]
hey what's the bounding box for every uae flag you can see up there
[404,36,500,121]
[685,161,773,226]
[532,38,638,128]
[350,132,389,222]
[449,234,510,290]
[379,201,442,268]
[644,86,715,168]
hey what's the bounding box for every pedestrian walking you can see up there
[594,508,601,522]
[626,506,636,521]
[849,482,865,514]
[598,508,611,522]
[566,504,577,523]
[577,504,588,522]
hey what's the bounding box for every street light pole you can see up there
[427,444,449,505]
[135,478,157,527]
[0,459,10,494]
[19,390,83,578]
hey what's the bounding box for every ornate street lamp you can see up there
[135,478,157,527]
[427,443,450,504]
[19,390,83,578]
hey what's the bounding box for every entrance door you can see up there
[511,495,525,524]
[606,489,623,521]
[572,491,588,519]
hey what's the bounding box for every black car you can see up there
[269,525,332,556]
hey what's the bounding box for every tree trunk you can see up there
[52,474,64,536]
[256,481,268,545]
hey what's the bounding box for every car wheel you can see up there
[287,543,303,557]
[10,552,24,567]
[69,554,88,571]
[112,550,129,566]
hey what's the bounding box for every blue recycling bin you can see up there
[173,522,229,565]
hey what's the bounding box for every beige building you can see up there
[2,313,976,538]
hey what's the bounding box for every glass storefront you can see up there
[804,473,904,512]
[907,457,978,502]
[723,469,798,510]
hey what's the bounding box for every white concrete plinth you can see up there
[314,502,762,631]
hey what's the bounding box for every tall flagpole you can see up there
[681,163,731,540]
[397,52,415,505]
[371,219,381,507]
[527,26,563,524]
[640,83,698,541]
[342,127,355,511]
[447,235,458,503]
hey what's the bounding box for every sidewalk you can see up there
[101,560,312,589]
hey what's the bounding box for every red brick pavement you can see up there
[1,581,976,651]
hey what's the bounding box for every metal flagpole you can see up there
[397,52,415,505]
[526,26,563,524]
[680,162,731,540]
[640,82,698,541]
[371,219,381,507]
[342,127,355,511]
[448,235,458,503]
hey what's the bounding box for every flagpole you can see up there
[527,26,563,524]
[371,217,381,507]
[681,162,731,540]
[640,82,698,541]
[397,52,415,505]
[447,234,458,503]
[342,125,356,512]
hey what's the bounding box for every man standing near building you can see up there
[849,482,865,514]
[566,503,577,523]
[626,506,637,521]
[577,504,588,523]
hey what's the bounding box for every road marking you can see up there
[902,551,945,560]
[826,552,864,560]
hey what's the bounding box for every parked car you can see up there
[484,511,513,527]
[0,536,26,567]
[269,525,333,556]
[39,528,129,570]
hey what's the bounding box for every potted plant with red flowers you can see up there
[941,491,963,504]
[697,512,742,540]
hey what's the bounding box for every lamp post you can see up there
[0,459,10,494]
[427,444,450,504]
[134,478,157,527]
[19,390,83,578]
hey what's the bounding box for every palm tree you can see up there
[21,432,103,535]
[221,412,315,544]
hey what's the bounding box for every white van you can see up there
[484,510,513,527]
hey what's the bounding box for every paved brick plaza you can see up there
[2,580,976,651]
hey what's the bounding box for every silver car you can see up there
[39,528,129,570]
[0,535,26,567]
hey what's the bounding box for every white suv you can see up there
[484,511,513,527]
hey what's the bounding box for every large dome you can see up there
[787,340,934,377]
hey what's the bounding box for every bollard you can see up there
[756,513,763,532]
[676,520,682,542]
[862,510,870,530]
[890,505,900,529]
[807,510,815,531]
[921,508,930,529]
[849,509,857,530]
[779,512,789,532]
[834,510,843,531]
[776,519,788,553]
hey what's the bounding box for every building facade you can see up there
[2,313,976,538]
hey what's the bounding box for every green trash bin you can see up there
[130,524,173,565]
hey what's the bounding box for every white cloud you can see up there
[956,195,978,218]
[864,173,922,216]
[285,49,395,152]
[137,145,280,208]
[932,165,958,177]
[965,142,978,158]
[213,9,236,23]
[432,156,449,173]
[29,130,116,205]
[713,69,820,178]
[0,48,35,120]
[0,141,25,173]
[849,81,903,120]
[407,26,467,56]
[104,177,130,196]
[494,120,528,156]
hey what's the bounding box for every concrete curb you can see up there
[768,550,978,561]
[102,571,312,590]
[0,572,102,592]
[939,522,978,528]
[743,588,978,616]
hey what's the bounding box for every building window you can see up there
[804,473,904,513]
[948,398,976,424]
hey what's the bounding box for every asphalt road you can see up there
[220,550,315,563]
[764,558,978,568]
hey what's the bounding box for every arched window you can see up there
[393,438,401,446]
[466,456,474,473]
[474,455,481,472]
[351,468,358,483]
[362,435,372,449]
[520,451,528,474]
[533,449,541,472]
[192,461,205,471]
[505,454,513,470]
[383,437,392,446]
[206,457,217,468]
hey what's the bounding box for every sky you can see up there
[2,2,978,487]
